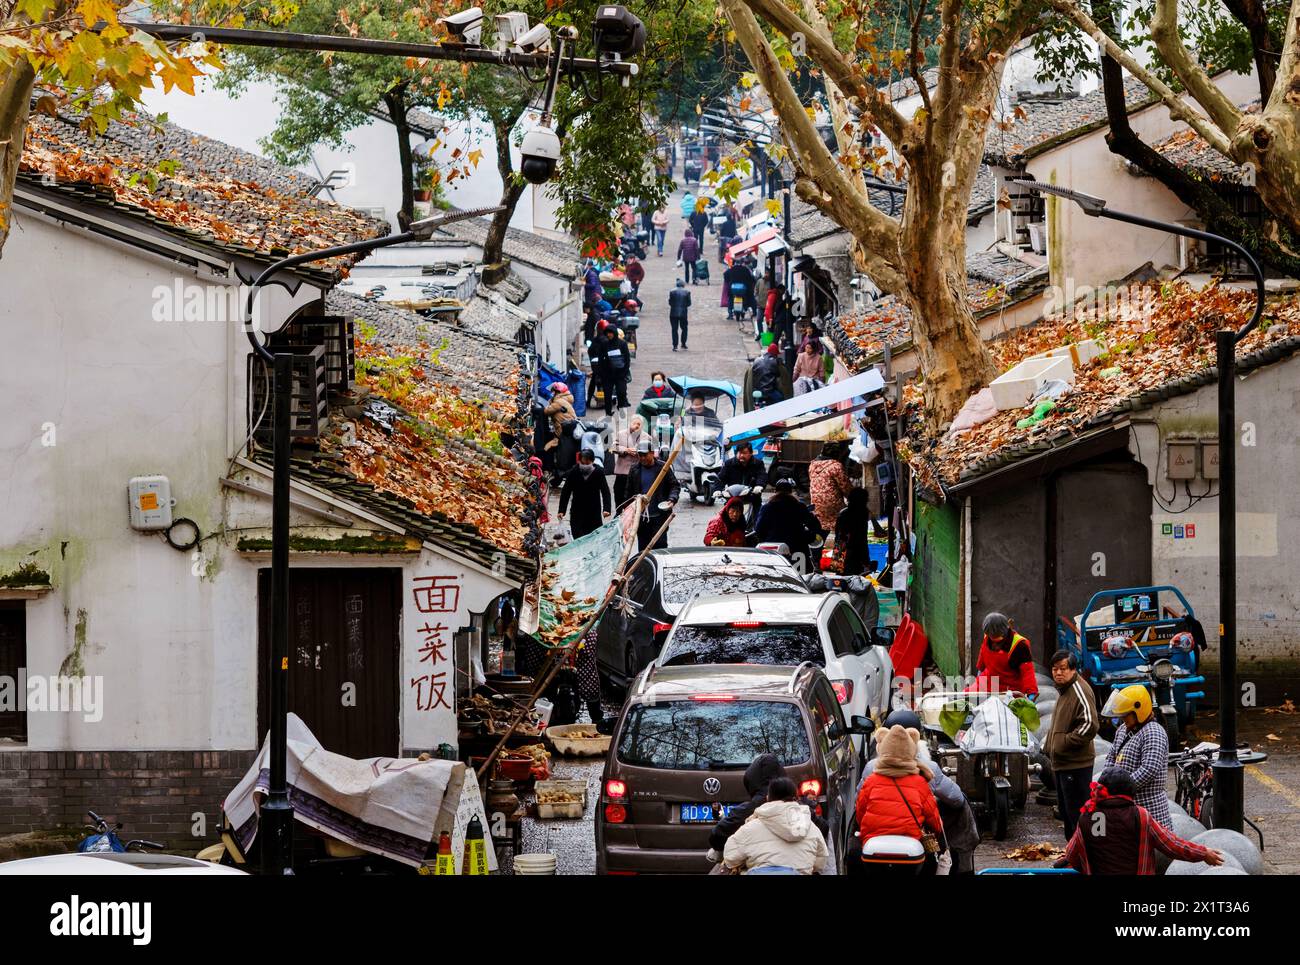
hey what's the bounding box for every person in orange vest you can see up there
[972,612,1039,699]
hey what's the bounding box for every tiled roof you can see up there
[1147,104,1259,185]
[824,250,1048,366]
[879,66,941,102]
[456,287,536,342]
[904,283,1300,491]
[787,164,994,249]
[19,108,388,278]
[308,290,540,579]
[434,209,580,278]
[984,77,1156,167]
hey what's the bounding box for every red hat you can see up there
[766,343,779,355]
[597,319,610,332]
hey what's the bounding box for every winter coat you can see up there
[974,633,1039,697]
[652,208,670,229]
[717,455,767,491]
[598,336,632,380]
[859,747,977,860]
[753,493,823,564]
[679,194,696,219]
[558,466,611,539]
[628,459,681,522]
[625,260,645,287]
[855,772,943,842]
[642,383,672,400]
[613,427,649,476]
[751,353,783,394]
[1047,673,1099,771]
[1060,797,1212,875]
[835,506,873,576]
[543,393,577,442]
[723,800,829,874]
[704,497,749,547]
[668,286,692,320]
[583,266,602,303]
[677,234,700,265]
[807,459,852,530]
[689,211,709,239]
[793,350,824,382]
[708,754,825,851]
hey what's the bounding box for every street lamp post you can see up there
[242,207,504,875]
[1012,179,1264,834]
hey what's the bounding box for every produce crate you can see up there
[535,779,588,819]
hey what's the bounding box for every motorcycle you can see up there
[78,809,165,854]
[620,230,648,261]
[855,833,928,876]
[567,416,610,470]
[680,414,724,503]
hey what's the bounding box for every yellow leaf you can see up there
[468,149,483,167]
[739,97,751,112]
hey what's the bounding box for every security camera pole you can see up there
[1013,179,1264,836]
[243,207,504,876]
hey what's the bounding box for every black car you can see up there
[595,547,808,696]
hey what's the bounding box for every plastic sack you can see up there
[944,388,998,440]
[958,697,1035,754]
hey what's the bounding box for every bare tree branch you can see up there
[1151,0,1244,134]
[1049,0,1234,155]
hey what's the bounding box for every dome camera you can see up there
[520,123,561,184]
[438,7,484,46]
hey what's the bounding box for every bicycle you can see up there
[1169,744,1267,850]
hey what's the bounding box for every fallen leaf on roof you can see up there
[1264,699,1296,715]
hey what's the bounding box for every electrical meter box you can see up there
[1200,440,1220,479]
[1166,441,1198,480]
[128,475,174,531]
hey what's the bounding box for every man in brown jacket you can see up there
[1046,649,1099,840]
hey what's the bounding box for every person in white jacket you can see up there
[722,778,829,875]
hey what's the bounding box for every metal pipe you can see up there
[124,21,636,76]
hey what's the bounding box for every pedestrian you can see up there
[689,205,709,242]
[668,278,691,351]
[793,339,826,396]
[857,710,977,875]
[574,625,606,732]
[543,382,577,481]
[720,209,737,239]
[716,439,767,517]
[627,439,680,551]
[1103,685,1173,829]
[807,442,853,531]
[890,550,911,613]
[558,448,612,539]
[972,611,1039,698]
[722,777,829,875]
[852,724,944,875]
[624,255,645,296]
[612,415,648,507]
[640,200,654,236]
[835,488,884,576]
[1046,649,1100,841]
[582,259,602,308]
[704,496,750,547]
[749,342,786,405]
[706,755,826,867]
[597,325,631,414]
[651,205,670,256]
[642,370,672,400]
[753,478,824,574]
[1055,767,1225,874]
[619,201,636,230]
[679,190,696,220]
[676,229,700,285]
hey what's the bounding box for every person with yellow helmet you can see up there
[1102,685,1171,829]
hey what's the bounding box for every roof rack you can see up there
[787,661,815,694]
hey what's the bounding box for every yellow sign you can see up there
[139,492,159,511]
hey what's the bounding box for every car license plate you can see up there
[679,803,735,824]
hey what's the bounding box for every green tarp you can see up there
[536,502,640,649]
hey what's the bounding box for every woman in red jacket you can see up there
[704,497,749,547]
[854,724,943,873]
[971,611,1039,698]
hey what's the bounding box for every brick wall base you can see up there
[0,750,258,846]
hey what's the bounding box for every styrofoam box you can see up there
[1027,338,1106,369]
[989,355,1075,411]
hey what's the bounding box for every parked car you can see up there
[595,547,808,696]
[650,592,894,754]
[595,662,870,875]
[0,852,246,875]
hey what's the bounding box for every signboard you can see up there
[451,768,499,873]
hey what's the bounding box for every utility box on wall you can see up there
[128,475,174,531]
[1201,440,1220,479]
[1166,441,1198,480]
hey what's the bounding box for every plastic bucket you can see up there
[514,853,557,875]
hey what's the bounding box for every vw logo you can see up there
[702,777,721,796]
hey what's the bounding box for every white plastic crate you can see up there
[989,355,1074,411]
[1026,338,1106,370]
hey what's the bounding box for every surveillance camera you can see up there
[520,123,561,184]
[438,7,484,46]
[593,5,645,58]
[512,23,551,53]
[494,11,529,51]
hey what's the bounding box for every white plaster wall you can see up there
[1127,358,1300,673]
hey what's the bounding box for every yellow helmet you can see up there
[1102,685,1153,723]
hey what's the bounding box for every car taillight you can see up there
[799,779,821,798]
[730,621,764,628]
[604,779,627,800]
[831,679,854,704]
[651,622,672,636]
[604,803,627,824]
[690,694,737,701]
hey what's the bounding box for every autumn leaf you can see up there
[467,148,483,168]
